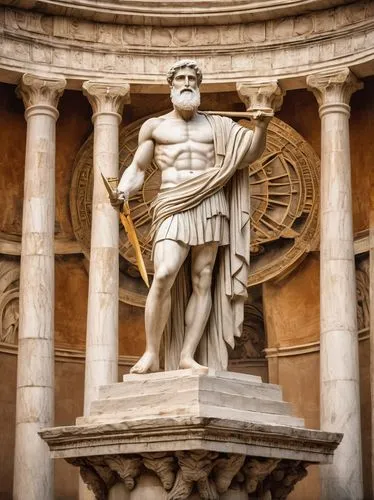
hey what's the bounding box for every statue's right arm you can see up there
[117,119,157,200]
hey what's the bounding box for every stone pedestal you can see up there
[41,370,341,499]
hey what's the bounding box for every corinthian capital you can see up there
[236,81,284,115]
[16,74,66,110]
[306,68,363,107]
[82,81,131,116]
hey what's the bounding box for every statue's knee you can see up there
[153,268,174,293]
[192,268,213,294]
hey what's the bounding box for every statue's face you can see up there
[170,66,201,112]
[171,66,199,93]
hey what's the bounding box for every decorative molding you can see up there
[0,3,373,89]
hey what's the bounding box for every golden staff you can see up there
[203,110,274,119]
[101,172,150,289]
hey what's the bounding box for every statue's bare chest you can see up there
[153,117,214,146]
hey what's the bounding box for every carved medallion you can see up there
[70,113,319,305]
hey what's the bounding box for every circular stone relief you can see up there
[70,113,319,305]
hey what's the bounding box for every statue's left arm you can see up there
[240,116,271,166]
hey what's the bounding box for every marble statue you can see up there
[116,60,270,374]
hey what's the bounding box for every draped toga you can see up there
[150,113,253,370]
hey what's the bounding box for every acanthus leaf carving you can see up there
[66,457,108,500]
[243,457,280,493]
[265,460,309,500]
[82,81,131,116]
[211,453,246,494]
[142,452,176,490]
[105,455,142,491]
[306,68,363,107]
[16,73,66,110]
[167,450,219,500]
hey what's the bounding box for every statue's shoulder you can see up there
[138,115,166,142]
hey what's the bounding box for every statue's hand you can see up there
[251,110,273,128]
[110,188,128,209]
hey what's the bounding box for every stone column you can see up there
[82,82,130,416]
[307,68,363,500]
[13,74,66,500]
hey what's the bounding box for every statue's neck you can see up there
[173,107,198,122]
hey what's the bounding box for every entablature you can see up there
[0,1,373,90]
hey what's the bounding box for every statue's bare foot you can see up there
[179,356,209,373]
[130,352,159,374]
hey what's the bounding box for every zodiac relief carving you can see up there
[0,259,20,344]
[356,255,369,331]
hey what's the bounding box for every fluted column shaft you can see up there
[82,82,130,416]
[13,74,66,500]
[307,68,363,500]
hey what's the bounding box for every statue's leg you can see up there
[179,242,218,370]
[130,239,189,374]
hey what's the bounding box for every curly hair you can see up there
[166,60,203,86]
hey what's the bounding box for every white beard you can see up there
[171,87,201,112]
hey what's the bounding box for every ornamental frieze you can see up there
[0,2,373,86]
